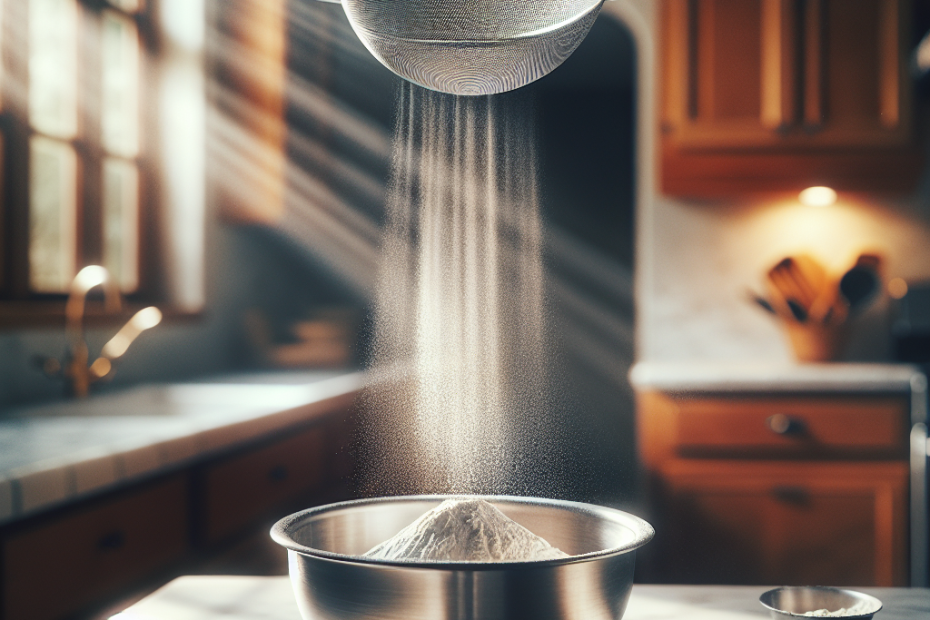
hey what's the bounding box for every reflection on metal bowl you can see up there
[759,586,883,619]
[271,494,654,620]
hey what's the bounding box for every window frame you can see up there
[0,0,169,326]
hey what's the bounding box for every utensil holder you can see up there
[783,321,850,362]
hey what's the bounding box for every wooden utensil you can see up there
[767,255,828,322]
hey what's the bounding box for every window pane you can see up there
[29,0,79,139]
[108,0,143,13]
[29,137,78,293]
[102,158,139,292]
[102,10,140,157]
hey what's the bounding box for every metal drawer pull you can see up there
[268,465,289,482]
[766,414,805,436]
[97,530,125,551]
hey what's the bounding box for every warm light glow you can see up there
[90,357,112,378]
[101,306,161,358]
[888,277,908,300]
[73,265,108,290]
[799,186,837,208]
[160,0,204,52]
[132,306,163,330]
[917,31,930,73]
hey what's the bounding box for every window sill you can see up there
[0,301,202,330]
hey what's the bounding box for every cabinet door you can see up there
[663,0,793,147]
[663,0,911,149]
[658,460,908,586]
[2,474,189,620]
[804,0,912,147]
[199,424,326,546]
[660,0,922,195]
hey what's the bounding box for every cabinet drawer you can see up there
[202,424,325,545]
[2,474,189,620]
[660,460,908,586]
[674,396,908,458]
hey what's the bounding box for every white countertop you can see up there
[629,362,927,394]
[0,371,366,525]
[112,576,930,620]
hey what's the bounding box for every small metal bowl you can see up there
[760,586,883,619]
[271,494,654,620]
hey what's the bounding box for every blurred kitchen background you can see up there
[0,0,929,618]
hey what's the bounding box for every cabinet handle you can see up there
[268,465,288,482]
[766,413,805,436]
[772,486,810,505]
[97,530,126,551]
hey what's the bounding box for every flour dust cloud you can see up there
[361,82,565,497]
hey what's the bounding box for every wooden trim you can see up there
[802,0,825,129]
[661,141,924,196]
[879,0,901,129]
[0,301,202,330]
[761,0,799,131]
[661,0,692,129]
[214,0,287,224]
[696,0,716,121]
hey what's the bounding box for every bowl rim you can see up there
[270,494,655,569]
[759,586,883,619]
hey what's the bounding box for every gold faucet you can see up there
[42,265,162,398]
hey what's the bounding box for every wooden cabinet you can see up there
[0,391,360,620]
[1,474,190,620]
[660,0,924,196]
[638,391,911,586]
[199,424,326,545]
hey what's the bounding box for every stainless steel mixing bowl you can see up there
[271,494,654,620]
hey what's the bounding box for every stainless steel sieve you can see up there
[316,0,608,95]
[271,494,654,620]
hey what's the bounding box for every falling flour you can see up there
[364,499,569,562]
[362,82,559,497]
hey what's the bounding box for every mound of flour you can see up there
[364,499,569,562]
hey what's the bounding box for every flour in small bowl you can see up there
[364,499,569,562]
[802,602,874,617]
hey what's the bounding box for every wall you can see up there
[644,194,930,362]
[607,1,930,364]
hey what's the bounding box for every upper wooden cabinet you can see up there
[660,0,925,196]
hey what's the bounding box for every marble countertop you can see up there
[0,371,366,526]
[629,362,927,395]
[112,576,930,620]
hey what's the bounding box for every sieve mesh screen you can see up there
[337,0,605,95]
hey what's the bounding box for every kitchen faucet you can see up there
[40,265,162,398]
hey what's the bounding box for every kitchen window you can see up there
[27,0,144,295]
[0,0,206,324]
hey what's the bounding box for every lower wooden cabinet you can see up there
[1,474,189,620]
[638,391,912,586]
[659,460,908,586]
[0,396,360,620]
[199,424,326,545]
